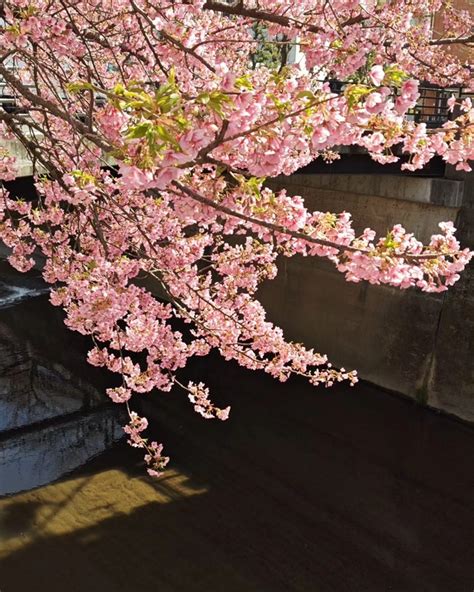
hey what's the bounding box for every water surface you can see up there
[1,349,474,592]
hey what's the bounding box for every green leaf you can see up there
[384,66,409,87]
[112,83,126,96]
[66,81,95,94]
[196,92,210,105]
[126,122,152,139]
[383,231,397,249]
[154,125,181,150]
[344,84,372,110]
[235,75,254,90]
[297,90,316,101]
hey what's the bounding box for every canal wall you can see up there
[0,278,125,495]
[260,173,474,422]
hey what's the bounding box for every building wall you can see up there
[432,0,474,63]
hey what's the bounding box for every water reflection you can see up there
[0,279,48,310]
[0,264,124,495]
[0,409,124,496]
[0,317,105,432]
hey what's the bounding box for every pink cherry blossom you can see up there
[369,65,385,86]
[106,386,132,403]
[0,0,472,475]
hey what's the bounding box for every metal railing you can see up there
[328,79,471,128]
[1,78,471,127]
[0,81,106,116]
[410,84,473,128]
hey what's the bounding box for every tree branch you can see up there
[172,181,439,261]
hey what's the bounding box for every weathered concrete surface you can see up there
[290,173,464,207]
[259,257,445,401]
[259,174,474,421]
[1,135,114,179]
[0,271,125,493]
[1,135,45,178]
[271,178,459,241]
[1,135,463,206]
[0,407,124,495]
[425,171,474,419]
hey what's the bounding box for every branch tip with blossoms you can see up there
[123,410,170,477]
[181,380,231,421]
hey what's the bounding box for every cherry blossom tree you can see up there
[0,0,473,475]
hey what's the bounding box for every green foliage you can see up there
[297,90,316,101]
[107,71,190,164]
[383,66,409,88]
[345,50,377,84]
[345,56,409,89]
[231,173,267,198]
[383,231,399,250]
[234,75,254,91]
[110,69,182,116]
[71,169,96,187]
[268,93,292,119]
[344,84,372,110]
[195,91,233,117]
[250,23,284,70]
[66,81,96,94]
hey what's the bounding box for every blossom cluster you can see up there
[124,412,169,477]
[0,0,472,474]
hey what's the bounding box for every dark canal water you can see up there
[0,264,473,592]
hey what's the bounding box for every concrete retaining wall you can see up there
[259,173,474,422]
[0,281,125,494]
